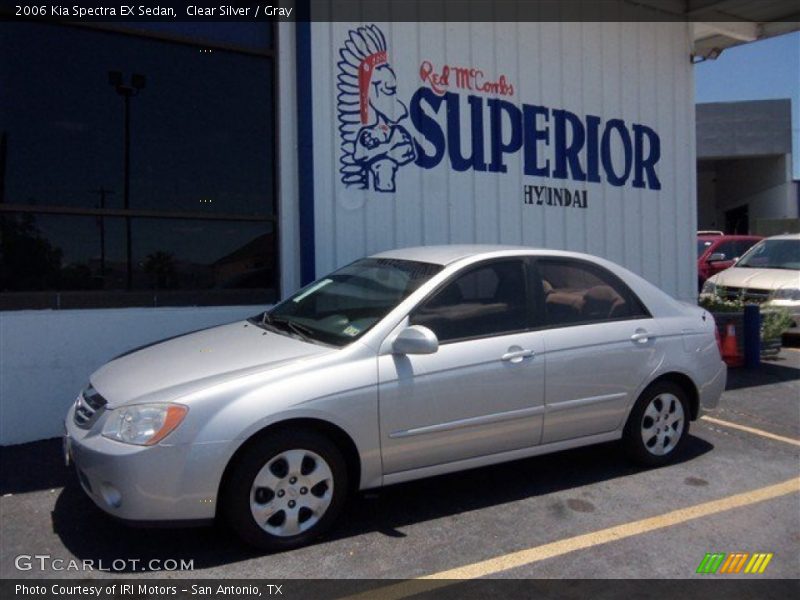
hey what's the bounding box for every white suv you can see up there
[702,234,800,335]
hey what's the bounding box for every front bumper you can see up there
[64,405,227,522]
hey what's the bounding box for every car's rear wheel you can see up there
[221,429,348,550]
[624,381,690,466]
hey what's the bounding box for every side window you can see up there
[410,260,527,343]
[715,241,739,260]
[537,260,648,327]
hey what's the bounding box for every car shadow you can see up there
[725,358,800,391]
[329,436,713,543]
[46,435,713,571]
[51,477,262,569]
[0,438,70,495]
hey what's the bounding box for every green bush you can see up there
[698,293,793,341]
[697,293,744,313]
[761,309,794,341]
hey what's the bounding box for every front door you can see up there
[378,259,545,475]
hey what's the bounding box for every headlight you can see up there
[102,403,188,446]
[701,280,717,295]
[771,287,800,301]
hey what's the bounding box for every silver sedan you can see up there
[64,246,726,550]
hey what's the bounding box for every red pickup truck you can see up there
[697,232,762,291]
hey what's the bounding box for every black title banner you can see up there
[4,579,800,600]
[2,0,799,22]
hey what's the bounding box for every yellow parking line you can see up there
[701,415,800,447]
[340,477,799,599]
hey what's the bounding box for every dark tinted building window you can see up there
[0,23,277,309]
[411,260,528,343]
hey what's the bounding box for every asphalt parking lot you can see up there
[1,350,798,581]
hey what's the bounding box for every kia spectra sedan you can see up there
[65,246,726,550]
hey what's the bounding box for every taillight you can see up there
[714,324,722,354]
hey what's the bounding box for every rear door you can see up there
[534,259,663,444]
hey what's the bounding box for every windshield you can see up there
[697,240,714,258]
[735,239,800,270]
[261,258,443,347]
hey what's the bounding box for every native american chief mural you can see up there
[337,25,416,193]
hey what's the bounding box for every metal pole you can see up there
[123,91,133,290]
[90,187,112,278]
[743,304,761,369]
[99,189,106,277]
[97,188,107,277]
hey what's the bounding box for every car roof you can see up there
[371,245,528,265]
[697,234,762,241]
[764,233,800,240]
[371,244,604,266]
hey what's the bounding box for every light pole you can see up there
[108,71,145,290]
[89,186,114,278]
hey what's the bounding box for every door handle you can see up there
[501,349,534,362]
[630,330,651,344]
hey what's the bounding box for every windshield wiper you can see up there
[249,313,280,333]
[270,317,314,339]
[739,264,794,270]
[267,315,318,342]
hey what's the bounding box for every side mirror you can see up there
[392,325,439,355]
[708,252,726,263]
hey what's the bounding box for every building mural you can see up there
[317,21,696,305]
[337,24,663,198]
[337,25,416,192]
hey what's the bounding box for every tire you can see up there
[221,429,348,551]
[623,381,690,467]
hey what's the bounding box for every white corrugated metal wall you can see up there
[310,21,697,301]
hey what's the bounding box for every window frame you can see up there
[529,257,652,330]
[408,257,534,346]
[0,20,280,310]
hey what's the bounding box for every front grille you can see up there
[718,286,772,303]
[73,387,108,429]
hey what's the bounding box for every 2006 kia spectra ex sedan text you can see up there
[65,246,726,550]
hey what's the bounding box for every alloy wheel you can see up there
[640,393,685,456]
[249,449,334,537]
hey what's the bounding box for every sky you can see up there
[695,31,800,179]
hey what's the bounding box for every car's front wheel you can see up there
[624,381,690,466]
[221,429,348,551]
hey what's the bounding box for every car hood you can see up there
[710,267,800,290]
[91,321,333,407]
